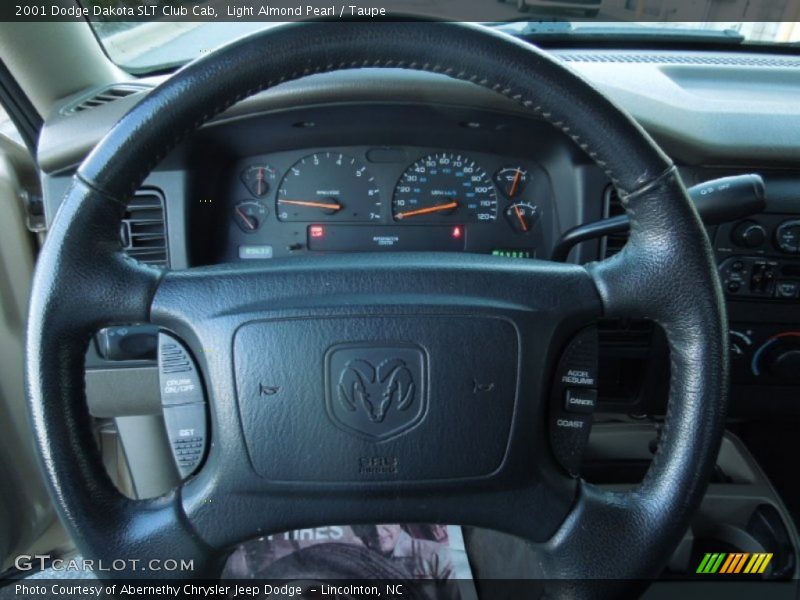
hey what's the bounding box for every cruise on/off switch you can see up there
[158,332,208,478]
[549,326,599,476]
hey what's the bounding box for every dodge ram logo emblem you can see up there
[325,343,427,441]
[338,359,415,423]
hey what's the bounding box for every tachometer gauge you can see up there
[494,167,529,199]
[276,152,381,222]
[241,164,277,198]
[233,200,267,233]
[392,153,497,222]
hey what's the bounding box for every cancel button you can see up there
[564,388,597,414]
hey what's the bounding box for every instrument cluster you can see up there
[218,146,554,262]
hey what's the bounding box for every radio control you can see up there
[731,220,766,248]
[719,256,799,301]
[775,219,800,254]
[776,281,799,299]
[750,261,777,294]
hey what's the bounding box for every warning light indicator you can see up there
[310,225,325,239]
[451,226,463,239]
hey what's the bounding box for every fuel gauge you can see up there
[233,200,267,233]
[505,202,539,234]
[494,167,529,199]
[241,164,277,198]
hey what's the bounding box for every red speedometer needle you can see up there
[512,203,528,232]
[395,201,459,220]
[278,199,342,211]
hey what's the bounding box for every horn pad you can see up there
[233,315,519,483]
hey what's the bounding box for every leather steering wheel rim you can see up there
[26,22,728,592]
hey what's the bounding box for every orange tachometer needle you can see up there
[513,203,528,232]
[395,201,459,220]
[278,199,342,211]
[509,169,522,197]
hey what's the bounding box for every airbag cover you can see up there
[233,315,519,483]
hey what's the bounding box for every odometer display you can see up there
[392,153,498,222]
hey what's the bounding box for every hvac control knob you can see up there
[755,333,800,383]
[731,220,766,248]
[767,349,800,383]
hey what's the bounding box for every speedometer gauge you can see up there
[392,153,497,222]
[276,152,381,222]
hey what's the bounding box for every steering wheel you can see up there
[26,22,728,593]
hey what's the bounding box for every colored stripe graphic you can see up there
[744,553,774,574]
[697,553,726,573]
[696,553,713,573]
[759,553,773,573]
[697,552,773,575]
[719,554,736,573]
[711,553,726,573]
[721,553,745,573]
[732,553,749,573]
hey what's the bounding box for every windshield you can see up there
[82,10,800,73]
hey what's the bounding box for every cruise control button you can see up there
[163,403,207,479]
[556,331,598,388]
[560,368,597,387]
[550,326,599,476]
[550,411,593,476]
[158,332,208,478]
[565,388,597,414]
[158,332,205,406]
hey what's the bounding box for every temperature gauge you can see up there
[505,202,539,234]
[494,167,529,199]
[241,164,277,198]
[233,200,267,233]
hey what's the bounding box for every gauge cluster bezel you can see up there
[218,145,554,262]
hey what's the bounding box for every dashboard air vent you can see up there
[559,53,800,68]
[602,186,628,258]
[65,85,148,115]
[121,191,168,268]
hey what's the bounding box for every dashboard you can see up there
[220,146,552,262]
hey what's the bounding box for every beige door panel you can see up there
[0,141,64,570]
